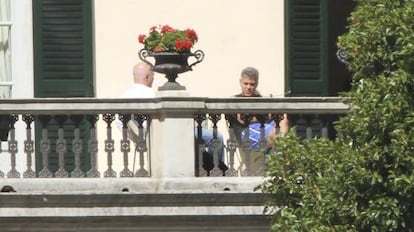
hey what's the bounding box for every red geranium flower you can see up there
[185,29,198,42]
[138,34,146,44]
[139,25,199,52]
[175,39,193,51]
[175,40,183,50]
[182,40,193,49]
[161,25,176,33]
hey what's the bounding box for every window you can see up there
[285,0,355,96]
[0,0,11,98]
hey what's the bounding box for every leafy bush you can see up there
[260,133,362,231]
[258,0,414,231]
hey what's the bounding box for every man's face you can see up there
[239,75,257,96]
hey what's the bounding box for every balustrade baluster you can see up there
[38,116,53,178]
[103,114,116,177]
[22,114,36,178]
[54,115,69,177]
[224,121,238,177]
[320,115,341,139]
[254,115,268,176]
[320,115,330,138]
[134,114,149,177]
[240,114,254,176]
[311,116,322,138]
[86,115,100,177]
[7,115,19,178]
[0,139,3,177]
[70,115,85,178]
[208,114,223,177]
[289,114,304,138]
[0,140,3,176]
[305,116,313,139]
[257,115,267,151]
[119,114,133,177]
[194,114,207,176]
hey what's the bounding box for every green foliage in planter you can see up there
[258,0,414,231]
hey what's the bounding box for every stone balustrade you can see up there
[0,97,348,187]
[0,96,349,231]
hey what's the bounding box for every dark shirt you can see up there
[233,93,262,97]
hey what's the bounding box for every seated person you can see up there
[227,67,289,173]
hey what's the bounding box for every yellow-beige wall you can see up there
[1,1,286,174]
[93,0,286,172]
[94,0,286,98]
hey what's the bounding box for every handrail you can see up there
[0,97,349,115]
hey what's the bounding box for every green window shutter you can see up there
[285,0,329,96]
[33,0,94,97]
[33,0,94,175]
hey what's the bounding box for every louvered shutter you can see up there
[285,0,329,96]
[33,0,93,97]
[33,0,93,174]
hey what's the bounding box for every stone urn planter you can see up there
[139,49,204,90]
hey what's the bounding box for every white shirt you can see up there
[120,83,156,98]
[116,83,155,140]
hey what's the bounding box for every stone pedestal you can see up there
[149,90,196,178]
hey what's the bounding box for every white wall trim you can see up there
[11,0,33,98]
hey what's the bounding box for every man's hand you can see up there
[279,113,289,136]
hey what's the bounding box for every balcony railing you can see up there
[0,96,349,230]
[0,97,348,183]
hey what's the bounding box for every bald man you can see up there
[116,62,155,142]
[121,62,155,98]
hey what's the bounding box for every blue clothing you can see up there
[241,121,275,149]
[195,128,225,161]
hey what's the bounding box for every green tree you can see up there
[259,0,414,231]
